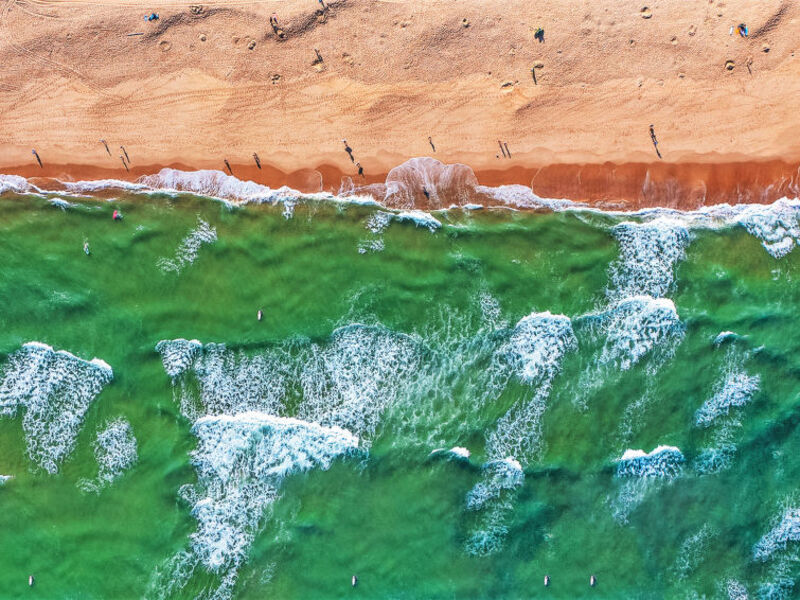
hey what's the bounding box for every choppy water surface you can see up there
[1,187,800,599]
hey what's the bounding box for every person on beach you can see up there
[253,153,262,169]
[120,155,129,172]
[318,0,326,10]
[112,209,122,221]
[649,124,662,159]
[428,136,436,152]
[120,146,130,164]
[32,149,42,168]
[531,65,537,85]
[314,48,323,63]
[342,139,354,162]
[498,140,507,158]
[504,142,511,158]
[100,139,111,156]
[224,159,233,175]
[356,162,364,178]
[422,186,430,201]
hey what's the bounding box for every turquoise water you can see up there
[0,188,799,599]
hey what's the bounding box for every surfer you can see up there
[83,240,90,255]
[224,159,233,175]
[257,309,263,321]
[112,209,122,221]
[590,574,597,587]
[120,155,129,172]
[100,139,111,156]
[352,575,358,587]
[29,575,34,587]
[120,145,130,164]
[544,574,550,586]
[32,149,43,168]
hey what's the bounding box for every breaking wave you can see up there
[753,508,800,561]
[79,418,138,492]
[151,412,358,600]
[695,370,760,428]
[616,445,685,479]
[608,219,689,300]
[157,218,217,274]
[0,342,113,474]
[464,458,524,556]
[599,296,684,372]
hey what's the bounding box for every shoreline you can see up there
[3,158,798,211]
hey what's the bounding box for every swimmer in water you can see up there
[544,575,550,587]
[352,575,358,587]
[257,310,263,321]
[112,209,122,221]
[29,575,34,587]
[590,574,597,587]
[84,240,90,255]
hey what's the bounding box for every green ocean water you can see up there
[0,190,799,600]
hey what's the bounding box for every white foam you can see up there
[63,179,148,193]
[297,324,421,443]
[600,296,684,371]
[155,338,202,378]
[449,446,471,459]
[754,508,800,561]
[49,197,75,210]
[695,370,760,427]
[694,443,737,475]
[464,457,524,555]
[714,331,739,346]
[475,184,578,211]
[616,445,684,478]
[158,341,289,421]
[79,418,137,492]
[0,475,12,485]
[357,238,385,254]
[673,525,714,580]
[181,413,358,596]
[0,342,113,474]
[501,312,577,386]
[394,210,442,231]
[157,218,217,274]
[608,219,689,300]
[735,199,800,258]
[726,579,749,600]
[138,169,289,204]
[0,174,37,195]
[365,211,393,234]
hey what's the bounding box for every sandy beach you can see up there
[1,0,799,208]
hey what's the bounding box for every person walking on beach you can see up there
[120,155,129,172]
[253,153,262,169]
[342,139,354,162]
[313,48,323,63]
[31,149,42,168]
[224,159,233,175]
[100,139,111,156]
[428,136,436,153]
[649,124,662,159]
[504,142,511,158]
[120,146,130,164]
[356,162,364,179]
[498,140,507,158]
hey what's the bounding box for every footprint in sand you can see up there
[725,60,735,71]
[640,7,652,19]
[159,40,171,52]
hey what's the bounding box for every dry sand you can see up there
[1,0,799,208]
